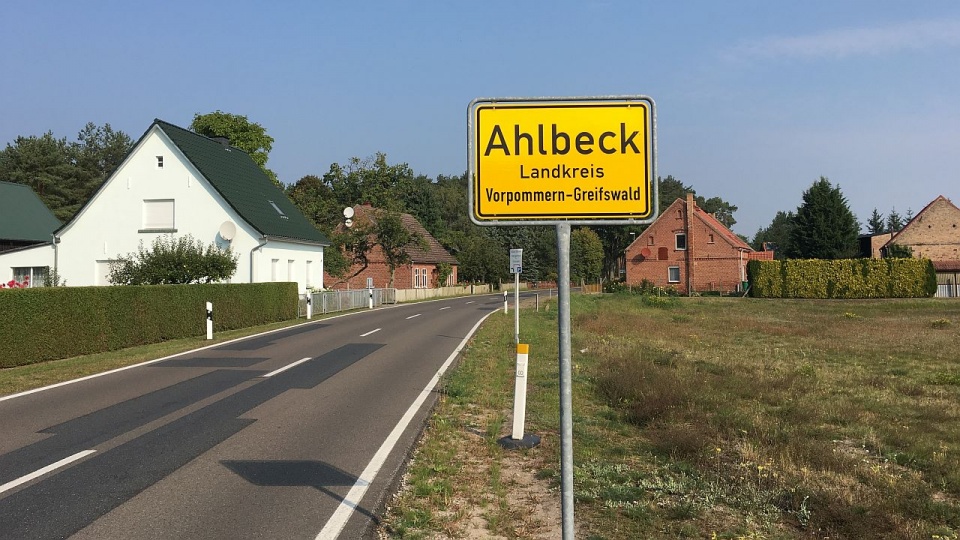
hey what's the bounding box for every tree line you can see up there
[2,111,901,287]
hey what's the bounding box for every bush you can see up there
[109,234,238,285]
[0,283,297,368]
[747,258,936,298]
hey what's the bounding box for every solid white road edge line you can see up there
[314,308,499,540]
[0,450,97,495]
[360,328,381,337]
[405,314,421,320]
[263,357,312,378]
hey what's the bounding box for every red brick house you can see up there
[881,195,960,297]
[625,194,772,294]
[324,204,458,290]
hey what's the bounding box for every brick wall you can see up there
[625,196,757,294]
[889,197,960,261]
[323,244,458,290]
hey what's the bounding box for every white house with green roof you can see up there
[0,119,329,292]
[0,181,62,286]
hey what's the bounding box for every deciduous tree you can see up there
[191,111,279,186]
[570,227,604,284]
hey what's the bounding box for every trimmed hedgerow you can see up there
[0,283,297,368]
[747,258,936,299]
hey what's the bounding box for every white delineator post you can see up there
[306,293,313,320]
[511,343,530,440]
[368,288,374,309]
[205,302,213,340]
[503,290,508,314]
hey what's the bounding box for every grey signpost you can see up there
[469,96,657,540]
[510,248,522,344]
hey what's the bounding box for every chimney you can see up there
[685,193,695,296]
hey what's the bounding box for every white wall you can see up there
[0,244,55,284]
[13,125,323,293]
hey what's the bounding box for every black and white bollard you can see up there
[205,301,213,340]
[368,288,374,309]
[306,294,313,320]
[503,290,508,314]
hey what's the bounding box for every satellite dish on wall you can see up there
[344,218,354,228]
[343,207,355,219]
[219,220,237,241]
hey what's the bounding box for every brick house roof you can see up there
[933,260,960,272]
[155,120,329,245]
[0,181,61,243]
[351,205,458,265]
[692,204,752,251]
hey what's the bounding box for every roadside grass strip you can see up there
[383,295,960,539]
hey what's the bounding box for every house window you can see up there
[708,234,715,244]
[413,267,429,289]
[142,199,175,231]
[268,200,289,220]
[675,233,687,250]
[647,236,654,245]
[12,267,48,287]
[305,260,313,288]
[271,259,279,281]
[288,260,295,282]
[668,266,681,283]
[156,156,164,169]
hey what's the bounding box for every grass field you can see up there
[383,294,960,539]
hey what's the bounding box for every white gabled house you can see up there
[0,119,329,293]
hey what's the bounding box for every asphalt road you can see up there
[0,292,524,540]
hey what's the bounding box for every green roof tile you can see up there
[155,120,329,245]
[0,181,61,242]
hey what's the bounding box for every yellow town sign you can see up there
[469,97,656,225]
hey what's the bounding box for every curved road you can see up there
[0,293,516,539]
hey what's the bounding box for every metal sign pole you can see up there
[514,270,520,344]
[556,223,575,539]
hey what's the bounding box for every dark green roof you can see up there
[0,181,61,242]
[155,120,328,245]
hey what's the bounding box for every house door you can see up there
[96,260,114,285]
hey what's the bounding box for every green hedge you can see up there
[0,283,298,368]
[747,258,937,299]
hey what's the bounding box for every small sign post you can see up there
[510,248,522,344]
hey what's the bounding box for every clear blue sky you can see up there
[3,1,959,238]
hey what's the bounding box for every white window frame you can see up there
[668,266,681,283]
[12,267,49,287]
[675,233,687,251]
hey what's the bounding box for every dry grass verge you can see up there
[383,295,960,539]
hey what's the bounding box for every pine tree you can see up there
[886,208,904,232]
[867,208,885,234]
[787,177,859,259]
